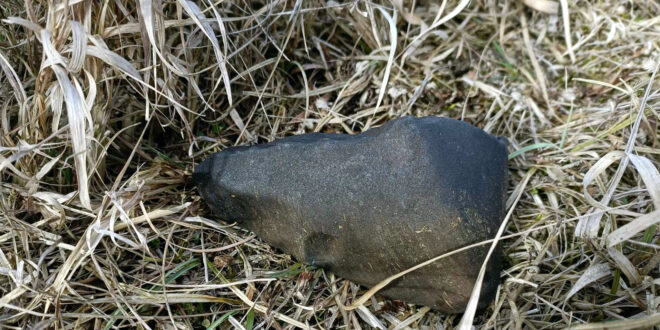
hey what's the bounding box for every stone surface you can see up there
[194,116,508,312]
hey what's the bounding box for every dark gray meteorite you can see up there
[194,116,508,312]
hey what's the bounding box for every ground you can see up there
[1,0,660,329]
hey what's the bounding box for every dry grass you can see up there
[2,0,660,329]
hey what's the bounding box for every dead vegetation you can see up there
[1,0,660,328]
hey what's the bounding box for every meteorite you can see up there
[194,116,508,312]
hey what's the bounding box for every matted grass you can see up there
[2,0,660,329]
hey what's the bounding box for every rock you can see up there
[194,116,508,312]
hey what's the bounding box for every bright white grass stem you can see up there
[373,7,397,116]
[0,48,27,135]
[559,0,575,63]
[522,0,558,14]
[50,64,91,210]
[137,0,185,77]
[0,49,27,107]
[576,57,660,238]
[402,0,470,56]
[456,168,535,330]
[177,0,232,106]
[67,21,86,72]
[565,262,611,301]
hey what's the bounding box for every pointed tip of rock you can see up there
[193,156,213,190]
